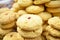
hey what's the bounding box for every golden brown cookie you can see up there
[38,12,52,21]
[16,14,43,31]
[17,27,43,38]
[43,32,60,40]
[45,1,60,7]
[26,5,44,14]
[0,28,13,36]
[17,0,33,7]
[16,10,27,18]
[46,26,60,37]
[0,21,15,29]
[48,17,60,30]
[24,36,44,40]
[34,0,50,5]
[0,11,16,24]
[0,8,10,14]
[3,32,24,40]
[46,8,60,13]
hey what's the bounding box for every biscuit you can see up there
[17,27,43,38]
[3,32,24,40]
[0,8,10,13]
[34,0,50,5]
[38,12,52,21]
[46,26,60,37]
[11,3,24,12]
[45,1,60,7]
[46,8,60,13]
[0,21,15,29]
[16,14,43,31]
[16,10,27,18]
[52,13,60,17]
[17,0,33,7]
[48,17,60,30]
[43,32,60,40]
[0,11,16,24]
[0,28,13,36]
[26,5,44,14]
[24,36,44,40]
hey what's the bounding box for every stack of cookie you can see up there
[16,14,44,40]
[0,11,16,38]
[45,0,60,17]
[44,17,60,40]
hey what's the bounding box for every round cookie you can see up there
[0,8,10,13]
[46,8,60,13]
[11,3,24,12]
[26,5,44,14]
[46,26,60,37]
[38,12,52,21]
[16,14,43,31]
[43,32,60,40]
[0,21,15,29]
[17,0,33,7]
[24,36,44,40]
[48,17,60,30]
[34,0,50,5]
[0,11,16,24]
[3,32,24,40]
[0,28,13,36]
[17,26,43,38]
[16,10,27,18]
[52,13,60,17]
[45,1,60,7]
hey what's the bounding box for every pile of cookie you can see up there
[0,0,60,40]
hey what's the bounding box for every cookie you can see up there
[0,8,10,13]
[17,0,33,7]
[45,1,60,7]
[26,5,44,14]
[3,32,24,40]
[0,28,13,36]
[48,17,60,30]
[0,21,15,29]
[43,32,60,40]
[46,26,60,37]
[16,10,27,18]
[11,3,24,12]
[24,36,44,40]
[52,13,60,17]
[16,14,43,31]
[17,27,43,38]
[0,11,16,24]
[38,12,52,21]
[46,8,60,13]
[34,0,50,5]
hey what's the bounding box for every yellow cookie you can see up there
[0,11,16,24]
[48,17,60,30]
[46,26,60,37]
[0,8,10,13]
[0,21,15,29]
[17,27,43,38]
[45,1,60,7]
[34,0,50,4]
[26,5,44,14]
[38,12,52,21]
[17,0,33,7]
[16,10,27,18]
[24,36,44,40]
[46,8,60,13]
[3,32,24,40]
[16,14,43,31]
